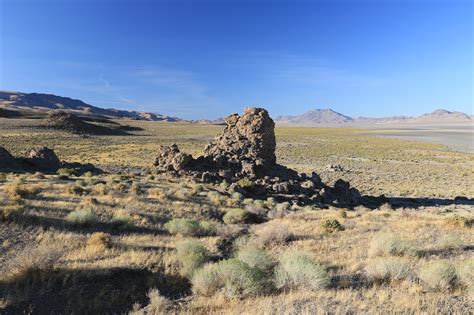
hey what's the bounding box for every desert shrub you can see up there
[458,259,473,294]
[276,202,290,212]
[320,219,345,233]
[5,245,62,283]
[219,180,229,190]
[236,246,274,274]
[0,173,7,182]
[237,178,254,190]
[33,172,45,179]
[4,182,40,200]
[68,184,88,196]
[223,208,248,224]
[192,259,265,298]
[0,205,24,222]
[176,240,211,277]
[129,289,172,315]
[418,260,458,291]
[242,198,254,206]
[445,214,472,228]
[253,223,291,247]
[164,218,216,236]
[112,210,133,227]
[130,182,143,195]
[92,183,109,196]
[57,167,79,176]
[365,257,412,283]
[199,220,217,235]
[87,232,112,249]
[148,188,167,200]
[438,235,464,250]
[274,250,330,291]
[66,209,98,226]
[265,197,276,208]
[339,209,348,218]
[368,233,414,257]
[207,191,222,206]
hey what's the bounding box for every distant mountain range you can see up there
[276,108,473,124]
[0,91,183,122]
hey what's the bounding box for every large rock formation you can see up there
[25,147,61,170]
[153,107,362,208]
[204,108,276,172]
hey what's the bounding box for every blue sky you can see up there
[0,0,472,119]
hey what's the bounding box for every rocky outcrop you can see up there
[0,147,18,168]
[25,147,61,170]
[153,107,362,208]
[154,144,192,172]
[204,108,276,173]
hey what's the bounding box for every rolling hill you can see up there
[0,91,182,122]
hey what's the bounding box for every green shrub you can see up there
[274,251,330,291]
[111,210,133,227]
[418,260,458,291]
[176,240,211,277]
[320,219,345,233]
[365,257,412,282]
[66,209,97,226]
[368,233,414,257]
[164,218,216,236]
[237,178,254,189]
[223,208,248,224]
[192,259,265,298]
[236,246,274,274]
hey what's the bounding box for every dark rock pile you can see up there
[154,107,361,207]
[0,146,99,174]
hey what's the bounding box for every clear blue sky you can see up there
[0,0,472,119]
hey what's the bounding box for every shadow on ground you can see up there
[0,267,190,314]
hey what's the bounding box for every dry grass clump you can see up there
[92,183,109,195]
[66,209,98,226]
[418,260,458,291]
[148,188,167,201]
[0,205,24,222]
[458,259,473,295]
[207,191,223,206]
[87,232,112,250]
[365,257,412,283]
[438,235,464,250]
[164,218,216,236]
[235,246,274,274]
[368,233,414,257]
[274,250,330,291]
[320,219,345,233]
[444,214,472,229]
[223,208,249,224]
[176,240,211,277]
[192,259,265,298]
[4,182,40,200]
[112,210,134,227]
[253,222,291,247]
[5,244,63,284]
[130,289,170,315]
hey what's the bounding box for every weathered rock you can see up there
[26,147,61,170]
[326,164,344,172]
[204,107,276,169]
[153,144,192,172]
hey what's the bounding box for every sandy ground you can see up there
[365,123,474,153]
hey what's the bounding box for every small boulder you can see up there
[26,147,61,170]
[153,144,192,172]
